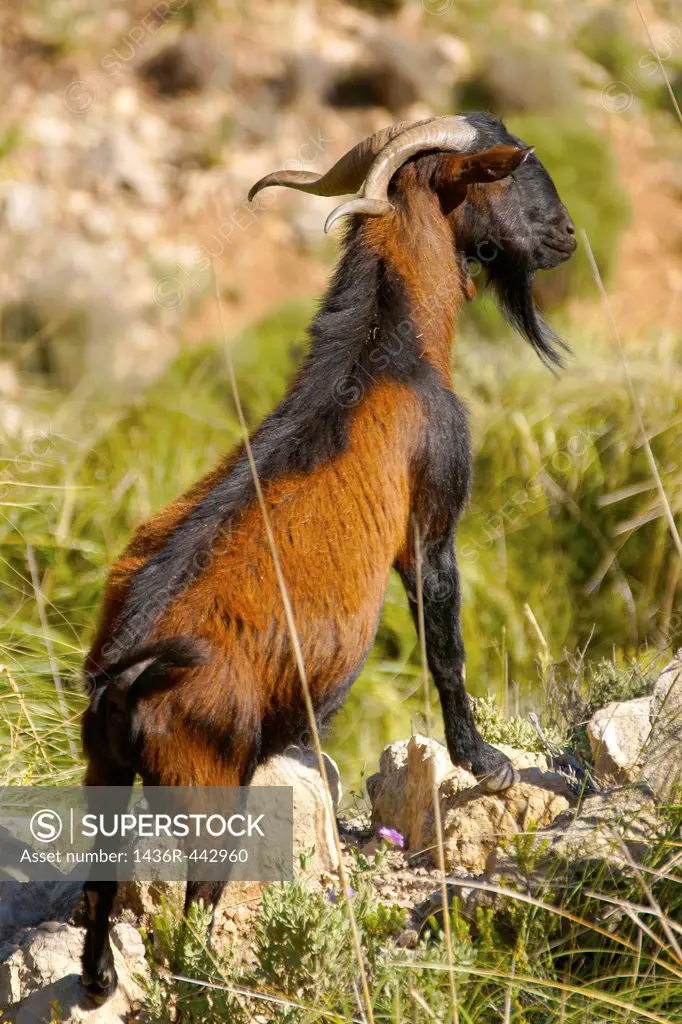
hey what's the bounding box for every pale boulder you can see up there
[366,738,411,840]
[3,922,147,1023]
[368,735,475,850]
[587,697,652,783]
[405,735,469,851]
[641,653,682,801]
[434,780,571,875]
[494,744,550,773]
[536,787,662,868]
[438,787,664,931]
[482,786,663,890]
[252,746,342,873]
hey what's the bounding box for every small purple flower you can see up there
[328,885,356,904]
[377,826,405,849]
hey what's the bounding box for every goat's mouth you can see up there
[534,230,577,270]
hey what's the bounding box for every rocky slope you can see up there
[2,653,679,1022]
[0,0,680,396]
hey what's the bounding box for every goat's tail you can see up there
[84,636,210,768]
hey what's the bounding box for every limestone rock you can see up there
[252,746,341,873]
[369,736,474,850]
[1,183,52,235]
[0,944,23,1009]
[641,653,682,801]
[368,735,572,875]
[2,922,147,1022]
[366,738,410,839]
[587,696,652,783]
[542,787,662,867]
[438,787,664,933]
[0,880,81,945]
[493,744,549,773]
[405,736,466,851]
[435,778,571,875]
[112,879,170,931]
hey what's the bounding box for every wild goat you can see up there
[80,112,576,1002]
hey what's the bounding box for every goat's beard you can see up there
[488,257,569,370]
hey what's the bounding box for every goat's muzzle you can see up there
[534,209,577,269]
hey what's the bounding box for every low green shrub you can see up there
[584,656,656,715]
[140,806,682,1022]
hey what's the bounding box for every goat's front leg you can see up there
[397,537,519,793]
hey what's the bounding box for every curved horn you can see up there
[324,197,393,235]
[248,119,434,202]
[325,115,479,232]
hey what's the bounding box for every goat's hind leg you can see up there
[183,880,227,929]
[81,758,134,1005]
[182,755,257,938]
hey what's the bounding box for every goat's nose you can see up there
[563,214,575,236]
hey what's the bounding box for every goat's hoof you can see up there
[81,966,118,1005]
[477,760,520,794]
[470,744,520,794]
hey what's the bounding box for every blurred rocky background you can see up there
[0,0,681,791]
[0,0,679,389]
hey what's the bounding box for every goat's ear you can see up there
[453,144,534,185]
[432,145,532,215]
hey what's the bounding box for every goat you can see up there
[79,112,576,1003]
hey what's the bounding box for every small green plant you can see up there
[473,693,563,752]
[585,658,656,716]
[0,125,21,163]
[146,897,246,1022]
[149,888,185,967]
[360,900,407,941]
[253,876,355,1003]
